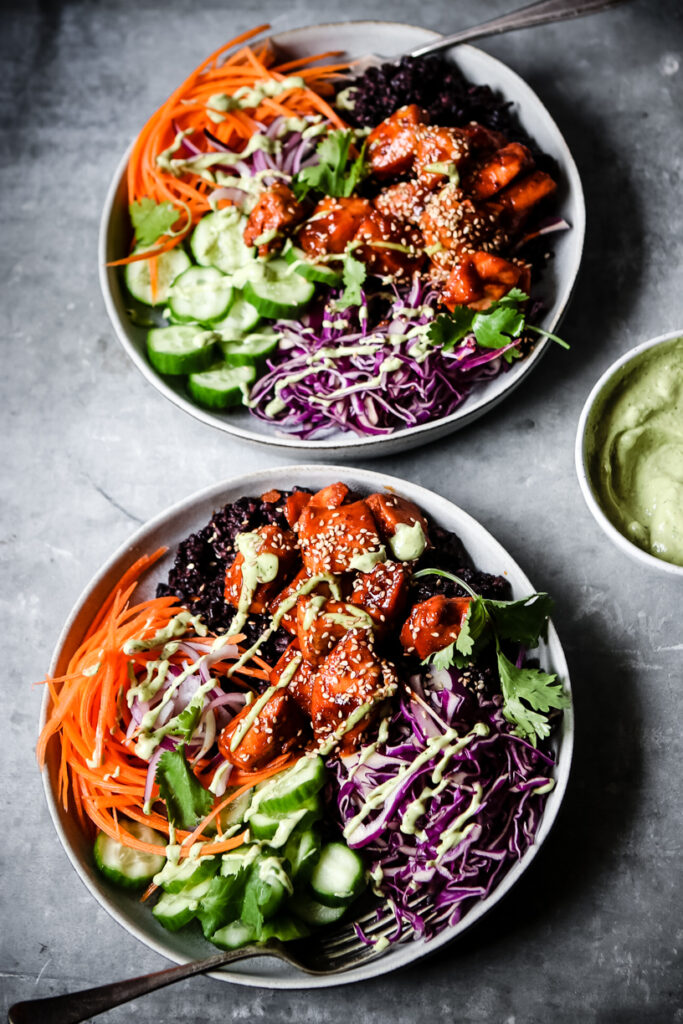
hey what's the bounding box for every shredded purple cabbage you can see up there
[331,667,556,943]
[249,278,515,439]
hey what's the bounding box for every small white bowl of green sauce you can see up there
[576,330,683,575]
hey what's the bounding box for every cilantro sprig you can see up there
[427,289,569,364]
[129,198,182,246]
[414,568,569,745]
[292,131,368,202]
[334,251,367,309]
[155,745,213,829]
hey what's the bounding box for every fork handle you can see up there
[7,946,268,1024]
[410,0,630,56]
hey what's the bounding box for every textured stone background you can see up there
[2,1,682,1021]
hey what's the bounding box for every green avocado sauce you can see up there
[588,337,683,566]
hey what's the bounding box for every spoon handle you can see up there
[6,947,265,1024]
[410,0,629,56]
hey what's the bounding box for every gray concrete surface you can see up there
[2,1,682,1021]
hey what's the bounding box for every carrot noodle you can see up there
[109,26,351,266]
[36,551,289,858]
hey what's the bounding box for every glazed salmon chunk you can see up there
[400,595,473,659]
[224,524,300,615]
[295,484,384,575]
[218,687,307,770]
[367,104,426,179]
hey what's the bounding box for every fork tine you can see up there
[317,894,433,955]
[321,908,442,971]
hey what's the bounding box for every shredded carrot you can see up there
[109,26,351,266]
[36,549,292,860]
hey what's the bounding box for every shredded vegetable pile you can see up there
[334,666,556,941]
[249,279,517,438]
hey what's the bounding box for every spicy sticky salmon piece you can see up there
[365,493,430,553]
[466,142,534,201]
[400,595,472,659]
[414,125,473,189]
[373,180,431,227]
[269,568,334,634]
[296,497,383,575]
[350,560,411,630]
[352,210,424,279]
[296,596,375,665]
[310,630,397,752]
[298,197,372,259]
[243,183,306,257]
[269,640,316,717]
[217,688,308,770]
[493,170,557,230]
[224,524,300,615]
[367,104,427,179]
[442,251,531,311]
[284,490,313,528]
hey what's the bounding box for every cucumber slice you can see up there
[284,828,321,882]
[243,258,315,319]
[291,893,347,927]
[260,915,311,942]
[93,823,165,889]
[211,920,258,950]
[283,243,343,286]
[124,246,191,306]
[248,795,322,845]
[213,293,261,336]
[252,755,326,816]
[310,843,366,907]
[153,852,218,894]
[168,266,234,325]
[219,788,254,830]
[146,325,219,375]
[221,328,278,367]
[187,363,255,409]
[191,210,255,274]
[242,856,292,926]
[152,878,212,932]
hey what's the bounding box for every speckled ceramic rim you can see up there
[40,466,573,988]
[575,329,683,577]
[98,21,585,458]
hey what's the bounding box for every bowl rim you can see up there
[574,328,683,576]
[98,20,586,455]
[40,464,574,988]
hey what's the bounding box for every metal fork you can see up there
[7,895,437,1024]
[352,0,631,75]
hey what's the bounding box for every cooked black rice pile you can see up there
[157,489,511,667]
[341,55,554,173]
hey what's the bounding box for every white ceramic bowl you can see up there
[41,466,574,988]
[98,21,585,459]
[575,329,683,576]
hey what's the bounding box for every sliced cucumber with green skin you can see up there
[243,258,315,319]
[153,852,218,894]
[219,788,254,829]
[168,266,234,325]
[146,325,219,375]
[220,845,260,878]
[221,329,278,367]
[310,843,366,907]
[93,823,165,890]
[248,795,322,845]
[291,893,348,927]
[124,246,191,306]
[191,210,255,274]
[152,878,213,932]
[284,828,321,882]
[211,920,258,950]
[253,755,326,817]
[283,243,343,286]
[260,915,311,942]
[213,293,261,336]
[187,363,255,409]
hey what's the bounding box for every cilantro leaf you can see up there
[155,746,213,829]
[292,131,368,202]
[484,593,554,648]
[130,198,180,246]
[424,643,471,671]
[497,648,570,746]
[427,307,475,350]
[334,252,367,308]
[169,701,203,740]
[456,598,489,656]
[472,303,525,350]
